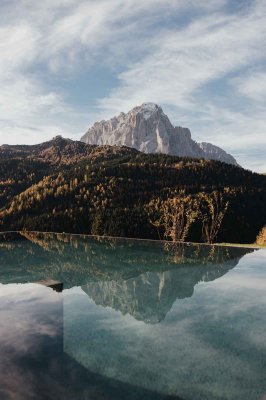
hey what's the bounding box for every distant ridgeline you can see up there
[0,136,266,244]
[81,103,239,166]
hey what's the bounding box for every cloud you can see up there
[99,1,266,111]
[97,0,266,171]
[232,70,266,101]
[2,0,203,144]
[0,282,64,400]
[184,104,266,172]
[0,0,265,171]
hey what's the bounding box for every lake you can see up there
[0,232,265,400]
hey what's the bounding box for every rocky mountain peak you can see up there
[81,103,239,166]
[131,102,163,119]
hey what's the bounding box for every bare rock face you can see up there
[198,142,238,166]
[81,103,238,166]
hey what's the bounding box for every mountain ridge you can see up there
[81,103,238,166]
[0,135,138,165]
[1,135,266,244]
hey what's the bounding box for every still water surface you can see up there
[0,232,265,400]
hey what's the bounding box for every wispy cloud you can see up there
[0,0,265,171]
[232,70,266,102]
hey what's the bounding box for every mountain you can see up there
[0,135,137,165]
[81,103,238,166]
[0,135,138,209]
[0,136,266,243]
[198,142,238,165]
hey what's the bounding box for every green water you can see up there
[0,232,265,400]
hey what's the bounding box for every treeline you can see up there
[0,140,266,244]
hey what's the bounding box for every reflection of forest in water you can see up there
[0,232,254,323]
[81,241,254,323]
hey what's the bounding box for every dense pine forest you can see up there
[1,136,266,244]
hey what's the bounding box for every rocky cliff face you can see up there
[198,142,238,166]
[81,103,238,165]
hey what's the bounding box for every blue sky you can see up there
[0,0,265,172]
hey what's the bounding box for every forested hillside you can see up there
[0,136,266,244]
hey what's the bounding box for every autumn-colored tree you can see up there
[147,191,200,242]
[256,226,266,246]
[198,191,229,244]
[0,146,265,243]
[91,211,105,236]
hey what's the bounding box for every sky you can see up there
[0,0,265,172]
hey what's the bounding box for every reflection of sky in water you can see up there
[0,283,63,400]
[64,250,266,400]
[0,234,266,400]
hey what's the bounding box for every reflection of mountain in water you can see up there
[81,252,246,324]
[0,232,254,324]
